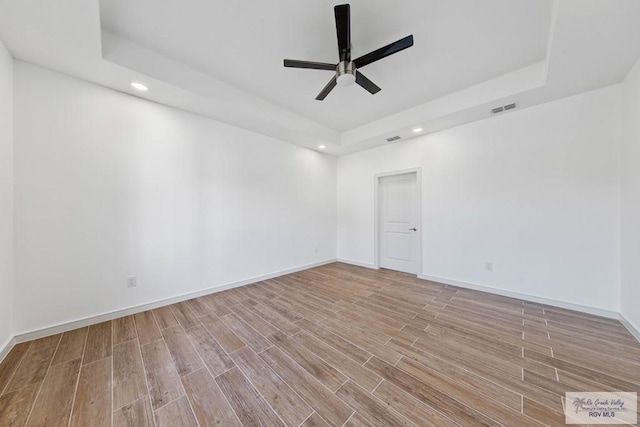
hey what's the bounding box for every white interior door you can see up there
[379,172,419,274]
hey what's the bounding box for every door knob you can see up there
[409,227,417,231]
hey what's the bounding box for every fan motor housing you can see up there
[336,61,356,86]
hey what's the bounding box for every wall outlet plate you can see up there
[127,276,137,287]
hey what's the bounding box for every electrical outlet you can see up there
[127,276,137,288]
[485,262,493,271]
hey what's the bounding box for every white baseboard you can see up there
[418,273,620,319]
[619,313,640,343]
[0,335,16,364]
[12,259,336,344]
[336,258,379,270]
[6,261,637,354]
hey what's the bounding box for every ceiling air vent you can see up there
[491,102,518,115]
[386,136,401,142]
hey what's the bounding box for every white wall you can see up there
[620,58,640,332]
[338,86,621,312]
[0,40,13,350]
[13,62,336,334]
[8,58,637,337]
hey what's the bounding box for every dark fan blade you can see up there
[316,76,337,100]
[353,35,414,69]
[355,71,381,94]
[284,59,336,71]
[334,4,351,62]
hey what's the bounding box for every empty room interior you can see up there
[2,0,640,426]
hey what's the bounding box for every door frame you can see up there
[374,167,422,276]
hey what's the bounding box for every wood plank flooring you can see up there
[1,262,639,426]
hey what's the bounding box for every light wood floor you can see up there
[1,263,639,426]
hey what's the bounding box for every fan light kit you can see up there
[318,145,326,149]
[284,4,414,100]
[412,127,423,133]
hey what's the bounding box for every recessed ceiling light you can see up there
[131,82,148,92]
[318,145,326,150]
[412,127,423,133]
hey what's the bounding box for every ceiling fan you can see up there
[284,4,414,101]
